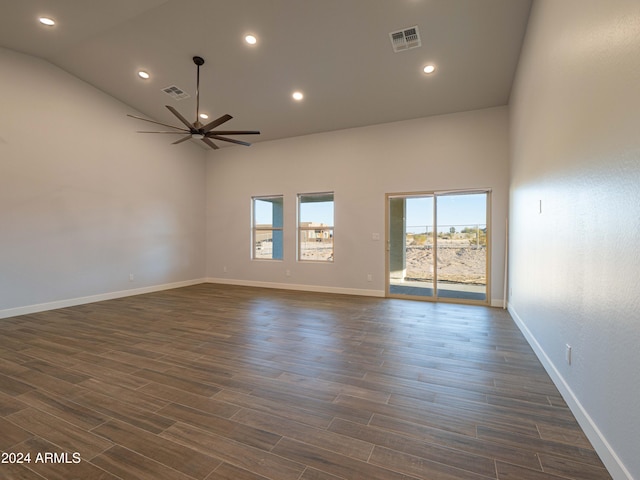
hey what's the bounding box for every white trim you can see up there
[508,303,631,480]
[206,277,385,298]
[0,279,206,320]
[1,277,492,318]
[490,298,505,308]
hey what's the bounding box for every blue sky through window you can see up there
[254,199,274,225]
[255,193,486,231]
[406,193,487,233]
[255,196,334,225]
[300,200,334,225]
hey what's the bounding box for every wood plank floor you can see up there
[0,284,611,480]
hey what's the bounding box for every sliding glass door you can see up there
[386,190,490,304]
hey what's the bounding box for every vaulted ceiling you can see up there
[0,0,532,146]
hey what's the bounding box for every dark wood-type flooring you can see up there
[0,283,611,479]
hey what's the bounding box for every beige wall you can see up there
[509,1,640,478]
[0,48,207,315]
[206,106,510,305]
[0,47,509,312]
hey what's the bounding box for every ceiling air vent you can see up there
[389,26,421,53]
[162,85,190,100]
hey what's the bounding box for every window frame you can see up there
[297,192,335,263]
[252,195,284,261]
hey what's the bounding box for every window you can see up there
[252,196,283,260]
[298,192,334,262]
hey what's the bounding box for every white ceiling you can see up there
[0,0,532,147]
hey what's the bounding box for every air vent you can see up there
[162,85,190,100]
[389,26,421,53]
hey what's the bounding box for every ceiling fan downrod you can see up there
[193,56,205,125]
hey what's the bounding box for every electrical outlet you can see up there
[566,344,572,365]
[367,274,373,282]
[286,269,291,277]
[223,266,227,273]
[372,233,380,241]
[129,273,134,282]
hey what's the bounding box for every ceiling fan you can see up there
[127,56,260,150]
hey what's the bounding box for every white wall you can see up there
[509,1,640,478]
[0,48,207,316]
[206,106,509,305]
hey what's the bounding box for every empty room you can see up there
[1,1,638,479]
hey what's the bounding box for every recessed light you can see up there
[423,64,436,74]
[292,91,304,101]
[39,17,55,26]
[199,113,209,119]
[137,71,150,79]
[245,35,257,45]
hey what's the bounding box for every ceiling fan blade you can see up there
[208,130,260,135]
[210,135,252,147]
[201,114,233,133]
[202,137,220,150]
[166,105,195,130]
[172,135,193,145]
[137,131,192,134]
[127,114,189,131]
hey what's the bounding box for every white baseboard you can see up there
[508,304,631,480]
[206,277,385,298]
[207,278,507,304]
[2,278,500,319]
[0,279,207,320]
